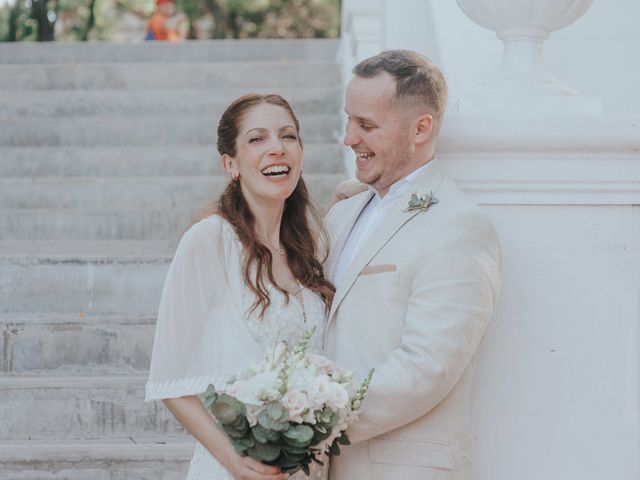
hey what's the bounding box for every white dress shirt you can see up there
[332,161,434,288]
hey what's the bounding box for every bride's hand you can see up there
[228,454,289,480]
[161,396,289,480]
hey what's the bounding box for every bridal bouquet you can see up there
[204,329,374,476]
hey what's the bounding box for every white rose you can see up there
[326,382,349,411]
[306,353,337,376]
[251,371,282,400]
[282,389,310,423]
[287,366,315,391]
[227,371,281,406]
[226,380,261,406]
[308,374,332,409]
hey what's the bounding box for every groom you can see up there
[323,50,502,479]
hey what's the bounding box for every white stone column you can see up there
[338,0,384,175]
[455,0,602,114]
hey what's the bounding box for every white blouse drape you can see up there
[145,215,266,401]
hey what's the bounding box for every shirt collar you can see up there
[368,158,435,201]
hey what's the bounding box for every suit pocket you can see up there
[360,264,397,276]
[368,438,454,471]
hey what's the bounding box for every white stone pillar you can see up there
[455,0,602,114]
[338,0,384,175]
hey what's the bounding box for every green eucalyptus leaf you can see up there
[281,450,307,463]
[266,401,288,422]
[251,424,280,443]
[212,393,245,424]
[232,436,255,454]
[229,414,248,431]
[248,442,281,462]
[282,445,309,455]
[203,384,218,409]
[257,409,290,432]
[283,424,314,444]
[337,432,351,445]
[223,423,248,439]
[328,441,341,456]
[312,427,332,444]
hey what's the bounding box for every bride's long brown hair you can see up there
[215,94,335,318]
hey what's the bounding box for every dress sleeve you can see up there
[145,217,233,401]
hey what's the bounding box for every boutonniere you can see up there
[404,191,439,213]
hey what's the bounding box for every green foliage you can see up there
[247,441,281,462]
[206,387,340,475]
[257,401,290,432]
[213,393,247,424]
[282,424,314,447]
[0,0,339,41]
[404,191,439,213]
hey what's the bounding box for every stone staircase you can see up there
[0,39,344,479]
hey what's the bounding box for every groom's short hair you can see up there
[353,50,448,134]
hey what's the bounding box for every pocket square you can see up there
[360,264,397,276]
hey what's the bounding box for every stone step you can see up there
[0,61,339,90]
[0,174,338,210]
[0,176,221,210]
[0,144,344,177]
[0,375,183,440]
[0,38,339,64]
[1,314,155,375]
[0,88,341,118]
[1,252,170,315]
[0,240,176,256]
[0,208,189,242]
[0,437,192,479]
[0,114,340,146]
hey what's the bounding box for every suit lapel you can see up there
[324,190,375,279]
[326,162,446,326]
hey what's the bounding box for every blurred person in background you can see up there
[146,0,187,42]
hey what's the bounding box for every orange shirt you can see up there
[147,12,181,42]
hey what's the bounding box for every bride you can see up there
[145,94,335,480]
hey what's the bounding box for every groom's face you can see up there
[344,72,413,197]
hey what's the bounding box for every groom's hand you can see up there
[330,178,368,206]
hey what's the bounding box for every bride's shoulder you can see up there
[175,215,243,265]
[183,214,238,244]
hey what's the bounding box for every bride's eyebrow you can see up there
[245,128,267,136]
[245,126,296,136]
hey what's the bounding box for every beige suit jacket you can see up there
[324,161,502,480]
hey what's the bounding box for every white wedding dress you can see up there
[186,282,329,480]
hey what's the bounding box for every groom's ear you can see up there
[413,113,434,145]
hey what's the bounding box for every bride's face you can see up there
[225,103,303,204]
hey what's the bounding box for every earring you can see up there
[232,172,240,182]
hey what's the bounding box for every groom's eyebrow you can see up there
[344,109,375,124]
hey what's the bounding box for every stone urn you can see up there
[456,0,593,97]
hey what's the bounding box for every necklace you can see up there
[266,242,284,256]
